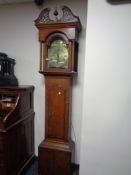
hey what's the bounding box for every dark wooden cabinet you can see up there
[35,6,81,175]
[0,86,35,175]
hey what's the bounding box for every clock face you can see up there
[47,39,68,69]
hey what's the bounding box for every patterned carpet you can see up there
[25,160,79,175]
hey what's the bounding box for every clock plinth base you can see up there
[38,139,75,175]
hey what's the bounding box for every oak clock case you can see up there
[35,6,81,175]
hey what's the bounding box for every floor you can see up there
[25,160,79,175]
[25,160,38,175]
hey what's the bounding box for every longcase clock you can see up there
[35,6,81,175]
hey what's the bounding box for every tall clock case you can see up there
[35,6,81,175]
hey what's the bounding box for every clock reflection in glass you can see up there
[47,39,68,69]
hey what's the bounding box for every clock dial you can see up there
[47,39,68,69]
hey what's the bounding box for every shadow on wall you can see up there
[34,0,44,6]
[107,0,131,4]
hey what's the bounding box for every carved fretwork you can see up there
[35,6,81,32]
[35,8,53,24]
[61,6,78,22]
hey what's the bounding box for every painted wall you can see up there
[80,0,131,174]
[0,0,87,163]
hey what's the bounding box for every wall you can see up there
[0,0,87,163]
[80,0,131,175]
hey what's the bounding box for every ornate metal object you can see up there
[0,53,18,86]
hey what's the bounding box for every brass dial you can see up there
[47,39,68,69]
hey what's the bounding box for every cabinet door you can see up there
[45,76,72,142]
